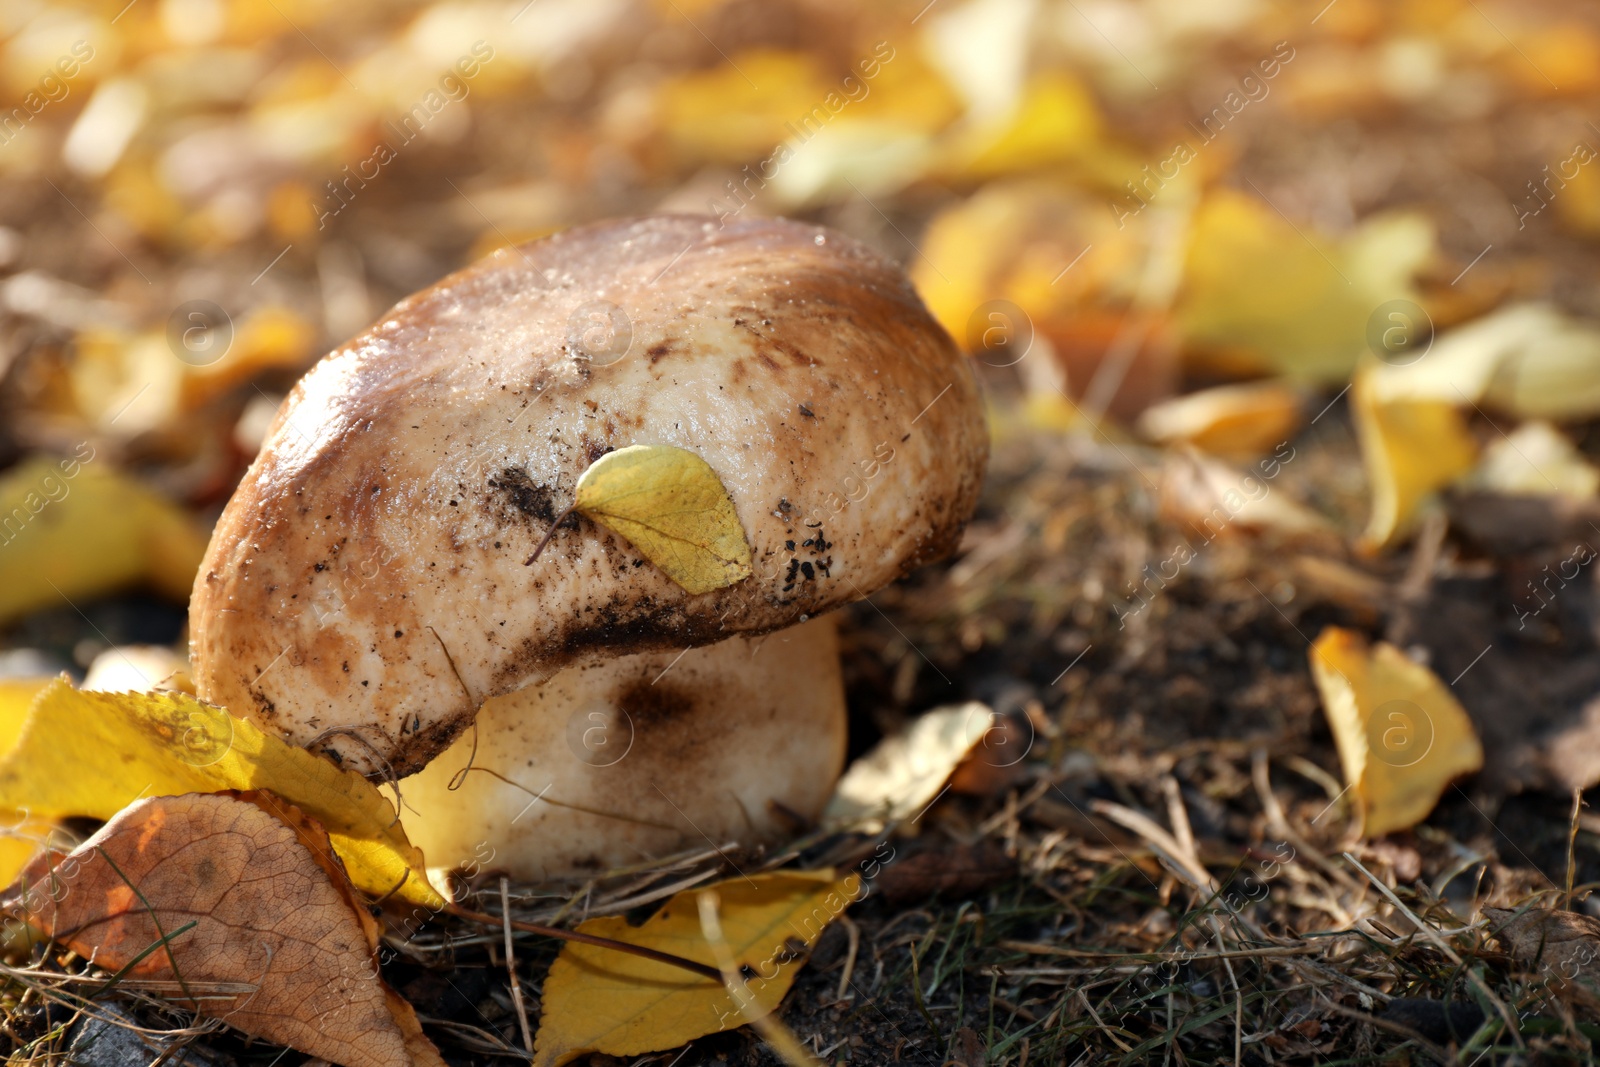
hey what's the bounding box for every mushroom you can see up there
[188,215,987,880]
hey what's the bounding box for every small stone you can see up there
[67,1004,217,1066]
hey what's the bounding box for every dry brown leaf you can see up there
[1485,906,1600,1002]
[1159,447,1329,539]
[3,791,444,1067]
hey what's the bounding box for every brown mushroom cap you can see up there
[189,215,987,776]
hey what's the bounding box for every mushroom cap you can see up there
[189,215,987,776]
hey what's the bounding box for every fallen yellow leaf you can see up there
[1176,191,1434,383]
[533,870,858,1067]
[1371,303,1600,422]
[0,679,60,887]
[823,702,993,830]
[941,73,1103,180]
[0,455,208,625]
[568,444,753,595]
[4,791,445,1067]
[654,50,828,163]
[1309,627,1483,837]
[912,179,1149,351]
[1137,380,1305,459]
[1159,448,1329,540]
[1352,365,1478,549]
[1463,421,1600,500]
[0,679,443,908]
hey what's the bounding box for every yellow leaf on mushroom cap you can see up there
[0,679,443,908]
[1309,627,1483,837]
[533,870,859,1067]
[571,444,754,595]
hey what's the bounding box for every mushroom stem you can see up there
[523,506,575,567]
[445,903,721,982]
[403,617,848,880]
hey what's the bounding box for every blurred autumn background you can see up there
[11,0,1600,1062]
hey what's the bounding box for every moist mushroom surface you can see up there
[189,214,988,777]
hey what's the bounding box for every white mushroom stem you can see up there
[402,616,846,883]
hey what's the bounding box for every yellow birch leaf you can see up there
[1352,365,1478,550]
[1309,627,1483,837]
[572,444,753,595]
[0,678,444,909]
[533,870,858,1067]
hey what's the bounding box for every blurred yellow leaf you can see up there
[103,159,185,241]
[1505,24,1600,96]
[913,179,1148,347]
[842,48,962,134]
[1352,366,1477,549]
[0,455,207,624]
[1137,380,1305,459]
[70,328,179,433]
[1159,447,1329,539]
[1309,627,1483,837]
[1176,191,1435,383]
[568,444,753,595]
[533,870,857,1067]
[1374,304,1600,422]
[0,678,444,908]
[0,679,58,887]
[181,305,316,407]
[768,123,934,207]
[1463,421,1599,500]
[942,73,1103,179]
[655,50,827,163]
